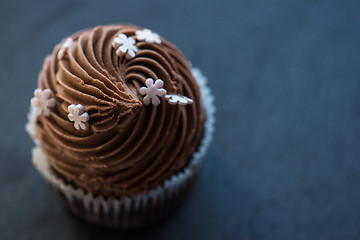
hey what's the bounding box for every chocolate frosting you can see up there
[34,24,204,197]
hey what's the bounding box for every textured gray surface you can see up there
[1,0,360,239]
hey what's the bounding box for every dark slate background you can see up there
[1,0,360,239]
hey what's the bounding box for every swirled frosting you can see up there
[34,24,204,197]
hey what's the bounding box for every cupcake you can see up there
[27,24,215,228]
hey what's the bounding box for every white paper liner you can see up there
[30,67,215,228]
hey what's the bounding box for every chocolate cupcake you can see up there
[27,24,215,228]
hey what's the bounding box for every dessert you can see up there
[27,24,215,228]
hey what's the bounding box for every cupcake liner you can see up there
[30,67,215,228]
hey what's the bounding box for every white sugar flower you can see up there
[135,28,161,44]
[67,104,90,130]
[112,33,138,59]
[57,37,73,59]
[139,78,167,106]
[165,95,193,105]
[31,88,56,117]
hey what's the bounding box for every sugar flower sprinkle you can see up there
[68,104,90,130]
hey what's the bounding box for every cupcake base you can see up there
[33,146,199,228]
[31,67,215,228]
